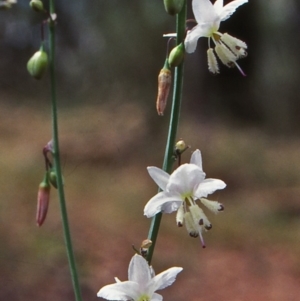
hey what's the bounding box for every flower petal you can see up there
[151,293,163,301]
[192,0,217,24]
[128,255,152,287]
[167,164,205,196]
[195,178,226,198]
[219,0,248,22]
[189,149,203,171]
[147,167,170,191]
[150,267,183,292]
[97,281,139,300]
[144,192,182,217]
[184,23,212,53]
[214,0,224,15]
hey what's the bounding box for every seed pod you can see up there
[36,173,51,227]
[29,0,45,12]
[156,59,172,116]
[27,47,48,80]
[168,43,185,68]
[163,0,185,15]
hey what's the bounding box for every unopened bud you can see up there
[140,239,152,257]
[175,139,187,154]
[48,168,64,189]
[140,239,152,249]
[29,0,45,12]
[168,43,185,67]
[163,0,184,15]
[156,59,172,116]
[48,169,57,189]
[27,48,48,80]
[36,173,51,227]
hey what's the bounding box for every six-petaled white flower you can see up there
[144,149,226,248]
[185,0,248,75]
[97,254,183,301]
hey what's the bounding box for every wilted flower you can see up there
[97,254,183,301]
[144,149,226,247]
[185,0,248,75]
[156,59,172,116]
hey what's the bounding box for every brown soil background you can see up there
[1,103,300,301]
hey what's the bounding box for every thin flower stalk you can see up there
[146,1,187,264]
[48,1,83,301]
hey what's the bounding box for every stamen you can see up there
[207,48,219,74]
[176,204,185,227]
[198,228,206,248]
[218,204,224,212]
[233,61,246,77]
[200,198,224,214]
[205,224,212,230]
[184,212,199,238]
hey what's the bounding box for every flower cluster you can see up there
[144,149,226,248]
[97,2,245,300]
[185,0,248,75]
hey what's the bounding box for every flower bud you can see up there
[48,168,64,189]
[168,43,185,67]
[163,0,184,16]
[27,48,48,80]
[175,139,187,154]
[36,173,51,227]
[49,169,57,189]
[156,59,172,116]
[140,239,152,257]
[29,0,45,12]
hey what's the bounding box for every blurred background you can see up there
[1,0,300,300]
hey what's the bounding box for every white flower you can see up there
[97,254,183,301]
[0,0,17,9]
[144,149,226,247]
[185,0,248,75]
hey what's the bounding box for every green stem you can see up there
[146,2,187,264]
[48,2,83,301]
